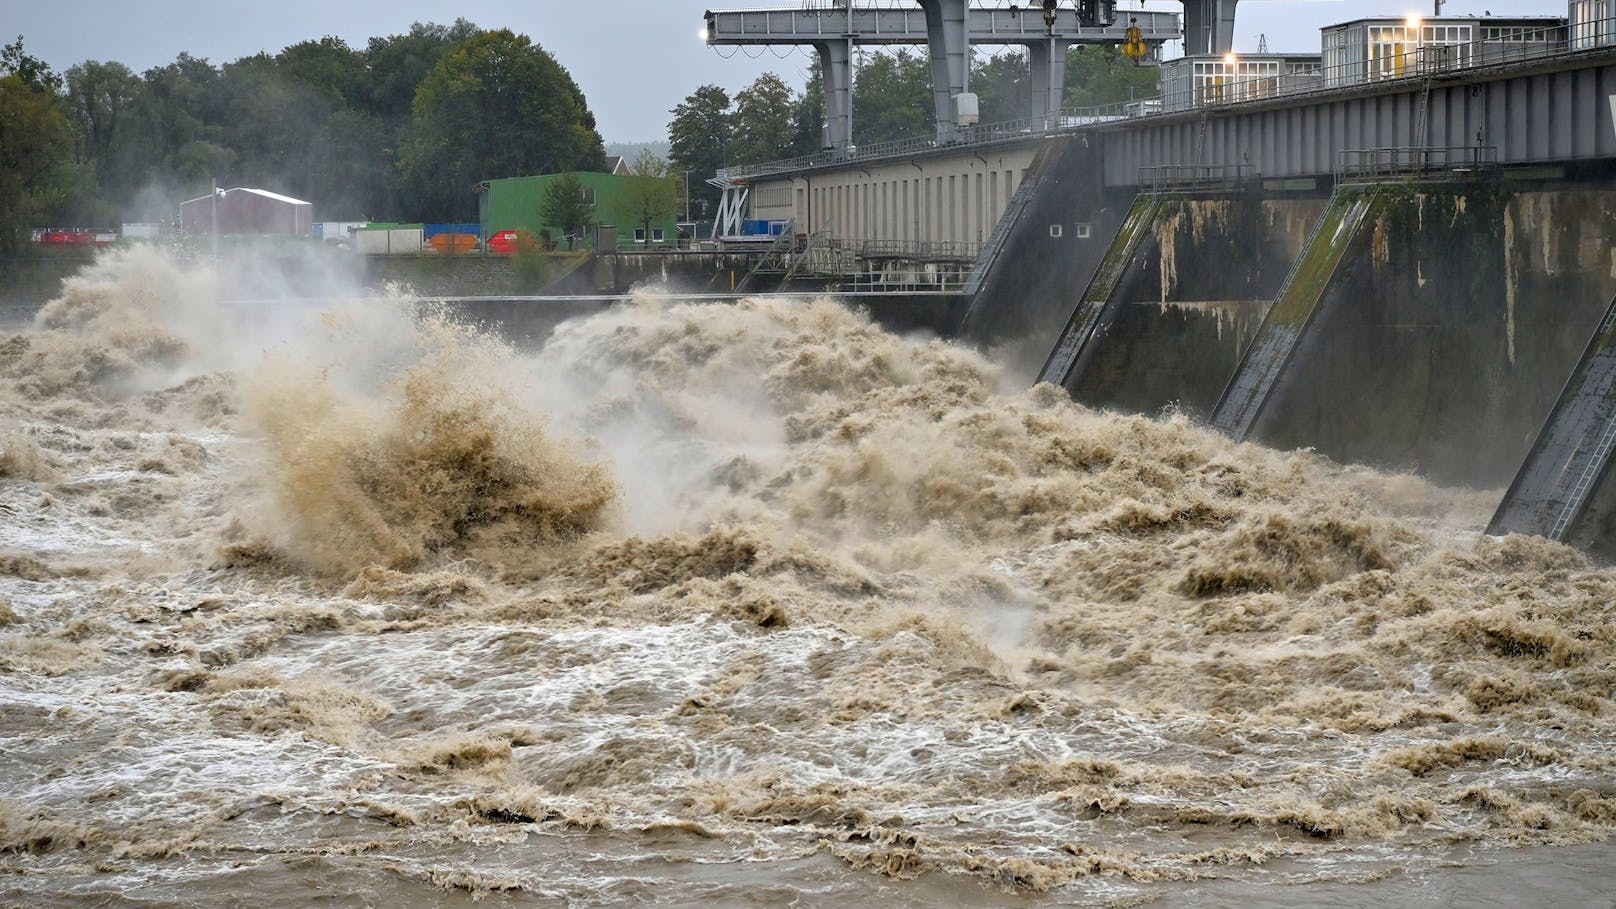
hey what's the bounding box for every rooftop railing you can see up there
[717,15,1614,182]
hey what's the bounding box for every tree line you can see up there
[669,46,1159,218]
[1,24,1160,262]
[0,22,606,262]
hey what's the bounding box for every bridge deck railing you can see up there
[1336,146,1501,182]
[715,99,1150,181]
[1139,163,1255,191]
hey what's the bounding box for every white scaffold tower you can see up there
[709,176,751,240]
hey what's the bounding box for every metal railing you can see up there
[716,97,1155,181]
[841,237,982,260]
[841,261,973,293]
[717,15,1616,181]
[1336,145,1499,181]
[1157,15,1603,114]
[1139,163,1254,191]
[705,5,1179,44]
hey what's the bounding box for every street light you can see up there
[1406,13,1423,74]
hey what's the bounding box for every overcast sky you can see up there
[9,0,1570,143]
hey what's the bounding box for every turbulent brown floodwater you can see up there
[2,248,1615,908]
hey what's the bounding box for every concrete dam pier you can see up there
[964,136,1616,556]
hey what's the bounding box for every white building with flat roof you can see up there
[1321,16,1567,87]
[1570,0,1615,47]
[1160,54,1323,111]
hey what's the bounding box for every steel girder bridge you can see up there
[704,1,1242,148]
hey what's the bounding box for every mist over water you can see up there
[2,247,1614,907]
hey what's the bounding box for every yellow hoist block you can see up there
[1122,25,1147,60]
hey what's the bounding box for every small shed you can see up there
[180,187,314,237]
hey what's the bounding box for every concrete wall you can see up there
[751,141,1042,246]
[1248,182,1616,488]
[441,293,972,351]
[1061,192,1327,418]
[362,251,780,297]
[0,253,94,325]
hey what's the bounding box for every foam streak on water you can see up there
[1,248,1614,907]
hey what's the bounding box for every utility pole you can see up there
[210,177,218,262]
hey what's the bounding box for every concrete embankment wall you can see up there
[440,292,972,350]
[0,254,94,325]
[1242,181,1616,489]
[365,250,764,296]
[1056,191,1326,419]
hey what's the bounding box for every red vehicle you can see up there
[486,230,524,255]
[32,228,117,248]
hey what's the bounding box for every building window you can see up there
[634,228,647,242]
[1075,223,1092,239]
[1049,224,1064,238]
[652,228,665,242]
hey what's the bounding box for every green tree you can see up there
[214,53,334,202]
[623,149,679,244]
[63,60,146,222]
[540,173,594,250]
[972,50,1030,122]
[852,49,929,145]
[729,72,797,165]
[400,29,605,221]
[1063,44,1160,108]
[2,36,63,93]
[667,84,729,220]
[0,45,74,263]
[356,21,481,217]
[359,20,481,124]
[133,53,230,192]
[277,36,364,105]
[790,56,826,156]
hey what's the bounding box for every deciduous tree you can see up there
[400,29,605,221]
[0,41,74,263]
[729,73,797,166]
[539,173,595,250]
[667,84,730,220]
[64,61,146,222]
[623,149,679,244]
[852,49,929,145]
[972,50,1030,122]
[1064,44,1159,108]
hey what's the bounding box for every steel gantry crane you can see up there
[703,1,1184,148]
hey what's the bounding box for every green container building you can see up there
[477,172,680,249]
